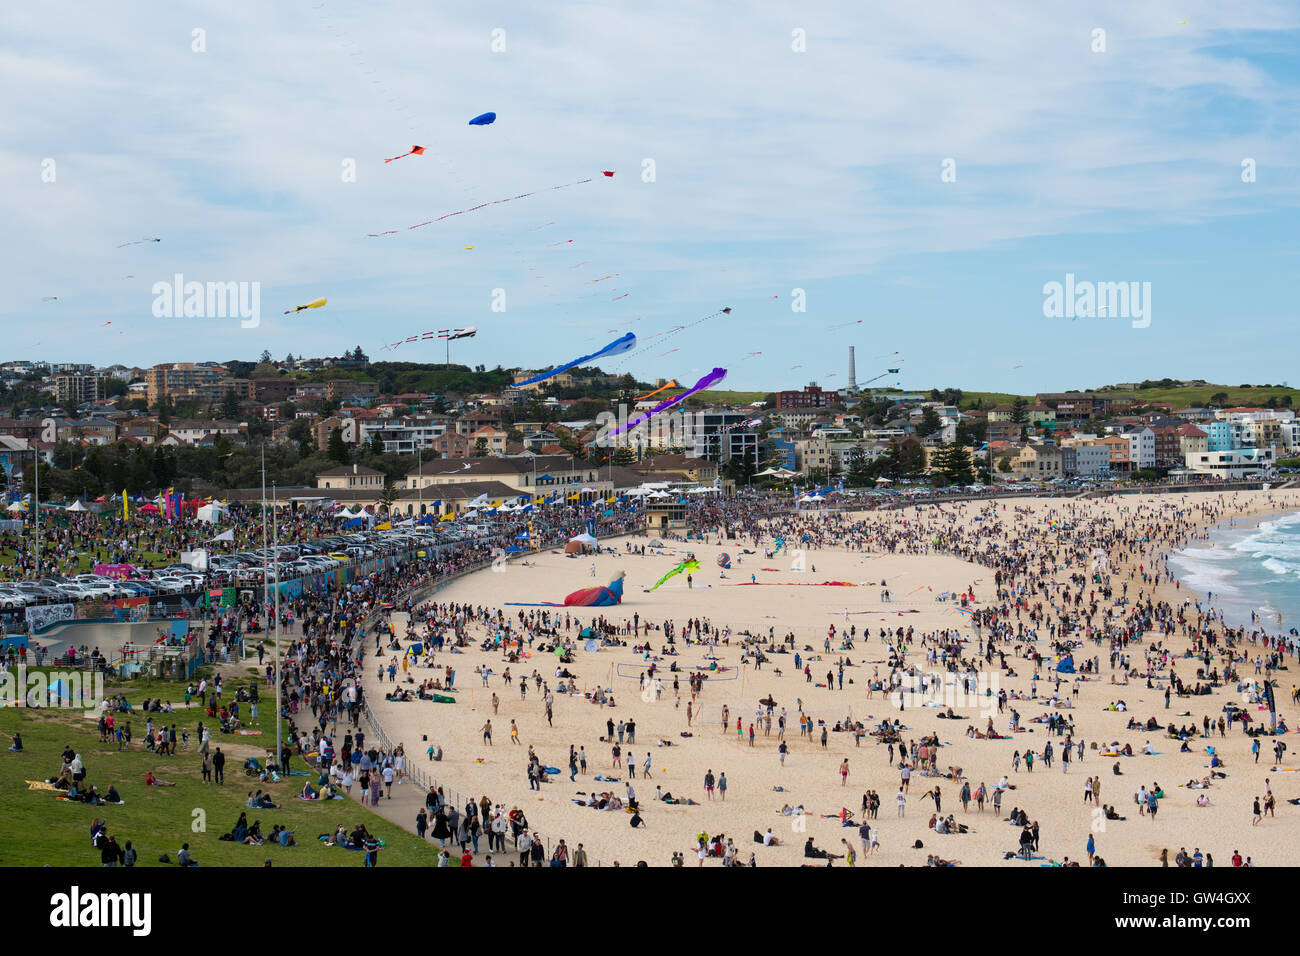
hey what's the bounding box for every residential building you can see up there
[145,363,227,406]
[1013,444,1063,479]
[166,420,243,445]
[1097,435,1130,471]
[468,425,508,456]
[1176,424,1208,457]
[1126,427,1156,470]
[315,464,386,491]
[778,384,840,410]
[795,439,832,475]
[53,373,104,405]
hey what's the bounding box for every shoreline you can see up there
[1156,501,1300,637]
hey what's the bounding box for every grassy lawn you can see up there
[693,390,768,405]
[0,667,447,866]
[0,549,176,578]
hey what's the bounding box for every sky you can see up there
[3,1,1299,395]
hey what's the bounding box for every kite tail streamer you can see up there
[611,369,726,437]
[645,559,700,592]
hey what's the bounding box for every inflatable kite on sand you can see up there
[717,553,731,569]
[505,571,625,608]
[645,559,700,592]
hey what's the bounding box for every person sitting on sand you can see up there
[803,837,841,860]
[1104,805,1125,821]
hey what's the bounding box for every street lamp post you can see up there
[272,480,282,773]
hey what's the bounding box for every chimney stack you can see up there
[847,345,857,392]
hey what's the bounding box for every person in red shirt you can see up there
[1232,850,1243,867]
[460,850,473,867]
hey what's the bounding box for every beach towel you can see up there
[235,730,263,735]
[26,780,59,792]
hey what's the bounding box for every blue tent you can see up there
[1055,655,1075,674]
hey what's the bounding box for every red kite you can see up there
[384,145,425,163]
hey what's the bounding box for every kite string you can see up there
[367,178,594,237]
[610,308,730,368]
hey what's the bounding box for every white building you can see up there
[358,419,448,454]
[1126,427,1155,469]
[1183,447,1276,479]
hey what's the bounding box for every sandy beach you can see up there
[364,488,1300,867]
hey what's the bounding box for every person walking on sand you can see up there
[897,788,906,818]
[1252,796,1262,826]
[482,720,493,746]
[510,720,520,745]
[705,769,716,800]
[719,772,728,801]
[840,759,850,787]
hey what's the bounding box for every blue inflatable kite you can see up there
[468,112,497,126]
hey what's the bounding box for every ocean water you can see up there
[1169,511,1300,634]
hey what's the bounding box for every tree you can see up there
[128,446,152,493]
[722,452,756,486]
[379,480,400,513]
[1209,392,1229,407]
[220,389,241,420]
[612,446,637,466]
[259,350,273,364]
[932,443,975,486]
[846,443,874,487]
[474,437,488,457]
[919,407,942,438]
[1010,398,1029,427]
[327,427,350,464]
[370,431,385,456]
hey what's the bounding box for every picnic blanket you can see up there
[27,780,59,791]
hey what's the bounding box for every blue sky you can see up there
[2,1,1298,394]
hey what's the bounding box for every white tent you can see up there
[875,477,893,485]
[66,500,88,512]
[196,502,227,523]
[6,502,25,513]
[336,507,359,519]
